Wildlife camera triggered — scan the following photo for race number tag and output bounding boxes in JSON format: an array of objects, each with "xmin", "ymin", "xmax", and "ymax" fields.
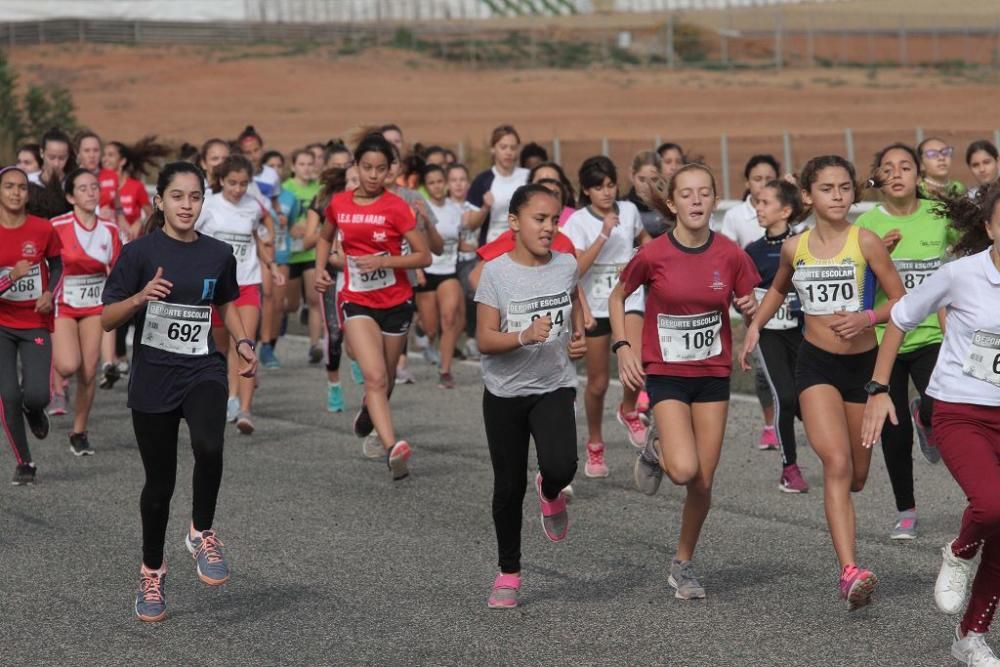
[
  {"xmin": 141, "ymin": 302, "xmax": 211, "ymax": 355},
  {"xmin": 791, "ymin": 264, "xmax": 860, "ymax": 315},
  {"xmin": 289, "ymin": 236, "xmax": 305, "ymax": 253},
  {"xmin": 63, "ymin": 274, "xmax": 106, "ymax": 309},
  {"xmin": 438, "ymin": 239, "xmax": 458, "ymax": 267},
  {"xmin": 894, "ymin": 258, "xmax": 941, "ymax": 290},
  {"xmin": 755, "ymin": 287, "xmax": 798, "ymax": 331},
  {"xmin": 217, "ymin": 231, "xmax": 253, "ymax": 263},
  {"xmin": 657, "ymin": 311, "xmax": 722, "ymax": 362},
  {"xmin": 348, "ymin": 252, "xmax": 396, "ymax": 293},
  {"xmin": 963, "ymin": 330, "xmax": 1000, "ymax": 387},
  {"xmin": 585, "ymin": 264, "xmax": 623, "ymax": 305},
  {"xmin": 506, "ymin": 291, "xmax": 571, "ymax": 343},
  {"xmin": 0, "ymin": 264, "xmax": 42, "ymax": 302}
]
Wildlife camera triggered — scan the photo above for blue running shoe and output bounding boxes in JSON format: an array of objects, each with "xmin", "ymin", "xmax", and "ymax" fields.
[
  {"xmin": 226, "ymin": 397, "xmax": 239, "ymax": 424},
  {"xmin": 185, "ymin": 529, "xmax": 230, "ymax": 586},
  {"xmin": 327, "ymin": 383, "xmax": 344, "ymax": 413},
  {"xmin": 259, "ymin": 343, "xmax": 281, "ymax": 369},
  {"xmin": 135, "ymin": 564, "xmax": 167, "ymax": 622},
  {"xmin": 350, "ymin": 360, "xmax": 364, "ymax": 386}
]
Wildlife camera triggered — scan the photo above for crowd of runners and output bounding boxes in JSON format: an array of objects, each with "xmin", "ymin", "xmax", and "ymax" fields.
[{"xmin": 4, "ymin": 122, "xmax": 1000, "ymax": 665}]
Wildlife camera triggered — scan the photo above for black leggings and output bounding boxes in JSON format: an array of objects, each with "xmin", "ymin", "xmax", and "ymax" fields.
[
  {"xmin": 882, "ymin": 342, "xmax": 938, "ymax": 512},
  {"xmin": 132, "ymin": 382, "xmax": 227, "ymax": 569},
  {"xmin": 0, "ymin": 326, "xmax": 50, "ymax": 465},
  {"xmin": 483, "ymin": 387, "xmax": 578, "ymax": 574},
  {"xmin": 756, "ymin": 327, "xmax": 802, "ymax": 466},
  {"xmin": 321, "ymin": 266, "xmax": 343, "ymax": 373},
  {"xmin": 457, "ymin": 258, "xmax": 477, "ymax": 339}
]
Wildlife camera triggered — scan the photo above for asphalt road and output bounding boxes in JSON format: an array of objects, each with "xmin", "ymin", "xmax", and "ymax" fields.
[{"xmin": 0, "ymin": 336, "xmax": 975, "ymax": 667}]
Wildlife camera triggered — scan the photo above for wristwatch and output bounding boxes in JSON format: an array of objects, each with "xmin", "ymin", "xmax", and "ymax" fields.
[
  {"xmin": 236, "ymin": 338, "xmax": 256, "ymax": 352},
  {"xmin": 611, "ymin": 340, "xmax": 631, "ymax": 353},
  {"xmin": 863, "ymin": 380, "xmax": 889, "ymax": 396}
]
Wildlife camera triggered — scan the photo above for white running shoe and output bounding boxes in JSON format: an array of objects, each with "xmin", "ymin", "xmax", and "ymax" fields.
[
  {"xmin": 936, "ymin": 540, "xmax": 976, "ymax": 615},
  {"xmin": 952, "ymin": 626, "xmax": 1000, "ymax": 666}
]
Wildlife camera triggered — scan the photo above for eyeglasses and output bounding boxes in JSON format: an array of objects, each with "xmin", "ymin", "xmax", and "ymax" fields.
[{"xmin": 923, "ymin": 146, "xmax": 954, "ymax": 159}]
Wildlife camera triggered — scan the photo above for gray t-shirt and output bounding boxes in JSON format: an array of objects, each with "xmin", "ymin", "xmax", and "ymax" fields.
[{"xmin": 475, "ymin": 251, "xmax": 579, "ymax": 398}]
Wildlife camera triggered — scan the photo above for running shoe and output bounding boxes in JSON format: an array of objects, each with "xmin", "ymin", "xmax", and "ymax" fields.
[
  {"xmin": 259, "ymin": 343, "xmax": 281, "ymax": 369},
  {"xmin": 185, "ymin": 529, "xmax": 230, "ymax": 585},
  {"xmin": 98, "ymin": 362, "xmax": 121, "ymax": 390},
  {"xmin": 487, "ymin": 573, "xmax": 521, "ymax": 609},
  {"xmin": 362, "ymin": 434, "xmax": 384, "ymax": 459},
  {"xmin": 353, "ymin": 400, "xmax": 375, "ymax": 438},
  {"xmin": 47, "ymin": 394, "xmax": 67, "ymax": 417},
  {"xmin": 636, "ymin": 389, "xmax": 650, "ymax": 414},
  {"xmin": 116, "ymin": 360, "xmax": 130, "ymax": 375},
  {"xmin": 951, "ymin": 625, "xmax": 1000, "ymax": 666},
  {"xmin": 308, "ymin": 344, "xmax": 323, "ymax": 365},
  {"xmin": 11, "ymin": 462, "xmax": 36, "ymax": 486},
  {"xmin": 935, "ymin": 539, "xmax": 975, "ymax": 615},
  {"xmin": 23, "ymin": 407, "xmax": 49, "ymax": 440},
  {"xmin": 839, "ymin": 564, "xmax": 878, "ymax": 611},
  {"xmin": 584, "ymin": 442, "xmax": 609, "ymax": 478},
  {"xmin": 669, "ymin": 559, "xmax": 706, "ymax": 600},
  {"xmin": 616, "ymin": 403, "xmax": 647, "ymax": 448},
  {"xmin": 464, "ymin": 338, "xmax": 481, "ymax": 360},
  {"xmin": 562, "ymin": 484, "xmax": 574, "ymax": 503},
  {"xmin": 387, "ymin": 440, "xmax": 412, "ymax": 481},
  {"xmin": 226, "ymin": 397, "xmax": 239, "ymax": 423},
  {"xmin": 327, "ymin": 384, "xmax": 344, "ymax": 413},
  {"xmin": 535, "ymin": 472, "xmax": 569, "ymax": 542},
  {"xmin": 634, "ymin": 428, "xmax": 663, "ymax": 496},
  {"xmin": 135, "ymin": 564, "xmax": 167, "ymax": 622},
  {"xmin": 779, "ymin": 463, "xmax": 808, "ymax": 493},
  {"xmin": 910, "ymin": 397, "xmax": 941, "ymax": 464},
  {"xmin": 758, "ymin": 426, "xmax": 779, "ymax": 451},
  {"xmin": 69, "ymin": 432, "xmax": 94, "ymax": 457},
  {"xmin": 422, "ymin": 344, "xmax": 441, "ymax": 367},
  {"xmin": 453, "ymin": 346, "xmax": 466, "ymax": 361},
  {"xmin": 236, "ymin": 411, "xmax": 254, "ymax": 435},
  {"xmin": 438, "ymin": 372, "xmax": 455, "ymax": 389},
  {"xmin": 350, "ymin": 360, "xmax": 365, "ymax": 386},
  {"xmin": 891, "ymin": 509, "xmax": 918, "ymax": 540},
  {"xmin": 299, "ymin": 306, "xmax": 309, "ymax": 326},
  {"xmin": 395, "ymin": 366, "xmax": 416, "ymax": 385}
]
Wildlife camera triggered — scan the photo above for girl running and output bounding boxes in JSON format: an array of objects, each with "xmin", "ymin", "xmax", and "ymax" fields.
[
  {"xmin": 418, "ymin": 164, "xmax": 465, "ymax": 388},
  {"xmin": 861, "ymin": 182, "xmax": 1000, "ymax": 666},
  {"xmin": 284, "ymin": 149, "xmax": 324, "ymax": 364},
  {"xmin": 27, "ymin": 129, "xmax": 75, "ymax": 220},
  {"xmin": 738, "ymin": 155, "xmax": 905, "ymax": 610},
  {"xmin": 102, "ymin": 161, "xmax": 257, "ymax": 623},
  {"xmin": 314, "ymin": 133, "xmax": 432, "ymax": 481},
  {"xmin": 468, "ymin": 125, "xmax": 530, "ymax": 245},
  {"xmin": 1, "ymin": 166, "xmax": 62, "ymax": 485},
  {"xmin": 656, "ymin": 142, "xmax": 686, "ymax": 182},
  {"xmin": 51, "ymin": 169, "xmax": 122, "ymax": 455},
  {"xmin": 16, "ymin": 144, "xmax": 42, "ymax": 183},
  {"xmin": 99, "ymin": 137, "xmax": 166, "ymax": 240},
  {"xmin": 74, "ymin": 130, "xmax": 102, "ymax": 175},
  {"xmin": 966, "ymin": 140, "xmax": 999, "ymax": 201},
  {"xmin": 199, "ymin": 139, "xmax": 231, "ymax": 190},
  {"xmin": 197, "ymin": 155, "xmax": 280, "ymax": 435},
  {"xmin": 448, "ymin": 163, "xmax": 483, "ymax": 361},
  {"xmin": 918, "ymin": 137, "xmax": 967, "ymax": 200},
  {"xmin": 856, "ymin": 142, "xmax": 955, "ymax": 540},
  {"xmin": 528, "ymin": 162, "xmax": 576, "ymax": 225},
  {"xmin": 610, "ymin": 163, "xmax": 759, "ymax": 600},
  {"xmin": 744, "ymin": 179, "xmax": 807, "ymax": 493},
  {"xmin": 475, "ymin": 183, "xmax": 586, "ymax": 609},
  {"xmin": 563, "ymin": 156, "xmax": 649, "ymax": 475}
]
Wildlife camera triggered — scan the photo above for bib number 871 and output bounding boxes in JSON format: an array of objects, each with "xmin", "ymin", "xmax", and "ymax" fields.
[{"xmin": 167, "ymin": 322, "xmax": 202, "ymax": 343}]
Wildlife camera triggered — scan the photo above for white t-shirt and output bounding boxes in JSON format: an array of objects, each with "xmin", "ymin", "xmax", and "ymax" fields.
[
  {"xmin": 563, "ymin": 200, "xmax": 644, "ymax": 318},
  {"xmin": 456, "ymin": 199, "xmax": 480, "ymax": 262},
  {"xmin": 426, "ymin": 198, "xmax": 462, "ymax": 275},
  {"xmin": 197, "ymin": 192, "xmax": 264, "ymax": 286},
  {"xmin": 485, "ymin": 167, "xmax": 530, "ymax": 244},
  {"xmin": 891, "ymin": 248, "xmax": 1000, "ymax": 406},
  {"xmin": 720, "ymin": 196, "xmax": 764, "ymax": 249}
]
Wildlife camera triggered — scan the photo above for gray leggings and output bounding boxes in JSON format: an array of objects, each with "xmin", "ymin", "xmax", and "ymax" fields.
[{"xmin": 0, "ymin": 326, "xmax": 51, "ymax": 465}]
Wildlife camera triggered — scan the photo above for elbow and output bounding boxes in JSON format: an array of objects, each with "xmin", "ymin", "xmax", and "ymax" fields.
[{"xmin": 417, "ymin": 252, "xmax": 433, "ymax": 269}]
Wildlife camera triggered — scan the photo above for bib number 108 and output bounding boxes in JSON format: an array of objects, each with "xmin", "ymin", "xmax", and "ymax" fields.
[{"xmin": 682, "ymin": 328, "xmax": 715, "ymax": 350}]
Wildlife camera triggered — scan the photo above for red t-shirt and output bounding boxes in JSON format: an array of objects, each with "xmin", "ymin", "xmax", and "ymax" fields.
[
  {"xmin": 476, "ymin": 228, "xmax": 576, "ymax": 262},
  {"xmin": 99, "ymin": 169, "xmax": 151, "ymax": 224},
  {"xmin": 325, "ymin": 190, "xmax": 417, "ymax": 309},
  {"xmin": 51, "ymin": 212, "xmax": 122, "ymax": 317},
  {"xmin": 620, "ymin": 231, "xmax": 760, "ymax": 378},
  {"xmin": 0, "ymin": 215, "xmax": 63, "ymax": 330}
]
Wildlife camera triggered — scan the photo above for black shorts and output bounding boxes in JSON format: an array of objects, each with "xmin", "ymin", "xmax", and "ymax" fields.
[
  {"xmin": 795, "ymin": 339, "xmax": 876, "ymax": 404},
  {"xmin": 342, "ymin": 300, "xmax": 415, "ymax": 336},
  {"xmin": 585, "ymin": 317, "xmax": 612, "ymax": 338},
  {"xmin": 646, "ymin": 375, "xmax": 731, "ymax": 407},
  {"xmin": 288, "ymin": 261, "xmax": 313, "ymax": 281},
  {"xmin": 414, "ymin": 272, "xmax": 458, "ymax": 293}
]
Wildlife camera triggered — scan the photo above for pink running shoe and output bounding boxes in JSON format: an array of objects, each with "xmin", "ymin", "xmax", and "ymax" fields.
[
  {"xmin": 584, "ymin": 442, "xmax": 609, "ymax": 478},
  {"xmin": 388, "ymin": 441, "xmax": 411, "ymax": 481},
  {"xmin": 636, "ymin": 390, "xmax": 650, "ymax": 414},
  {"xmin": 758, "ymin": 426, "xmax": 779, "ymax": 451},
  {"xmin": 779, "ymin": 463, "xmax": 809, "ymax": 493},
  {"xmin": 839, "ymin": 564, "xmax": 878, "ymax": 611},
  {"xmin": 535, "ymin": 473, "xmax": 569, "ymax": 542},
  {"xmin": 487, "ymin": 573, "xmax": 521, "ymax": 608},
  {"xmin": 616, "ymin": 404, "xmax": 647, "ymax": 448}
]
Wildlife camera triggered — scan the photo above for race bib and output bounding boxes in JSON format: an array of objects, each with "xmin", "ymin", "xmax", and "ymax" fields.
[
  {"xmin": 657, "ymin": 311, "xmax": 722, "ymax": 362},
  {"xmin": 506, "ymin": 291, "xmax": 571, "ymax": 343},
  {"xmin": 894, "ymin": 258, "xmax": 941, "ymax": 291},
  {"xmin": 289, "ymin": 237, "xmax": 305, "ymax": 253},
  {"xmin": 963, "ymin": 329, "xmax": 1000, "ymax": 387},
  {"xmin": 217, "ymin": 231, "xmax": 253, "ymax": 263},
  {"xmin": 64, "ymin": 273, "xmax": 106, "ymax": 309},
  {"xmin": 141, "ymin": 302, "xmax": 211, "ymax": 355},
  {"xmin": 585, "ymin": 263, "xmax": 623, "ymax": 305},
  {"xmin": 0, "ymin": 264, "xmax": 42, "ymax": 302},
  {"xmin": 791, "ymin": 264, "xmax": 860, "ymax": 315},
  {"xmin": 439, "ymin": 239, "xmax": 458, "ymax": 267},
  {"xmin": 348, "ymin": 252, "xmax": 396, "ymax": 293},
  {"xmin": 755, "ymin": 287, "xmax": 798, "ymax": 331}
]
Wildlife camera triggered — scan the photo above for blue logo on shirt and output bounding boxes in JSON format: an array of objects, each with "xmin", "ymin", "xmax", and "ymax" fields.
[{"xmin": 202, "ymin": 279, "xmax": 217, "ymax": 300}]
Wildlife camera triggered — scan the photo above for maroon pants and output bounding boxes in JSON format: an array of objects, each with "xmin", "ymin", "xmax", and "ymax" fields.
[{"xmin": 934, "ymin": 400, "xmax": 1000, "ymax": 635}]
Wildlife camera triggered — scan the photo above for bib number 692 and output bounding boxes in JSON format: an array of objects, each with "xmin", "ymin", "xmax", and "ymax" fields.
[{"xmin": 167, "ymin": 322, "xmax": 202, "ymax": 343}]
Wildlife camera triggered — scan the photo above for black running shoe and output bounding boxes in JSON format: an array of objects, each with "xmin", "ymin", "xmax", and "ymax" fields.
[
  {"xmin": 353, "ymin": 401, "xmax": 374, "ymax": 438},
  {"xmin": 99, "ymin": 362, "xmax": 121, "ymax": 390},
  {"xmin": 12, "ymin": 463, "xmax": 36, "ymax": 485},
  {"xmin": 69, "ymin": 432, "xmax": 94, "ymax": 457},
  {"xmin": 23, "ymin": 408, "xmax": 49, "ymax": 440}
]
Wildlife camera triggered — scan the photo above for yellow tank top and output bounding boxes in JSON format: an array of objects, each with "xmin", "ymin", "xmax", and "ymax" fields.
[{"xmin": 791, "ymin": 225, "xmax": 870, "ymax": 315}]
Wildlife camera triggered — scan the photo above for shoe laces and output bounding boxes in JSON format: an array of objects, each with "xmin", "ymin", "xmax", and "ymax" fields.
[
  {"xmin": 140, "ymin": 572, "xmax": 164, "ymax": 603},
  {"xmin": 586, "ymin": 444, "xmax": 604, "ymax": 465},
  {"xmin": 675, "ymin": 561, "xmax": 700, "ymax": 586},
  {"xmin": 963, "ymin": 633, "xmax": 999, "ymax": 664},
  {"xmin": 622, "ymin": 409, "xmax": 644, "ymax": 435},
  {"xmin": 193, "ymin": 531, "xmax": 225, "ymax": 565},
  {"xmin": 945, "ymin": 555, "xmax": 973, "ymax": 592}
]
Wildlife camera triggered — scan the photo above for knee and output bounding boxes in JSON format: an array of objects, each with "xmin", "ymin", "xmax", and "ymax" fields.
[
  {"xmin": 664, "ymin": 460, "xmax": 698, "ymax": 486},
  {"xmin": 543, "ymin": 459, "xmax": 577, "ymax": 490},
  {"xmin": 365, "ymin": 372, "xmax": 389, "ymax": 393},
  {"xmin": 441, "ymin": 311, "xmax": 458, "ymax": 332},
  {"xmin": 22, "ymin": 385, "xmax": 48, "ymax": 412},
  {"xmin": 422, "ymin": 318, "xmax": 440, "ymax": 338},
  {"xmin": 493, "ymin": 476, "xmax": 528, "ymax": 506},
  {"xmin": 585, "ymin": 372, "xmax": 609, "ymax": 397},
  {"xmin": 824, "ymin": 456, "xmax": 853, "ymax": 483},
  {"xmin": 78, "ymin": 366, "xmax": 98, "ymax": 386},
  {"xmin": 192, "ymin": 436, "xmax": 224, "ymax": 464}
]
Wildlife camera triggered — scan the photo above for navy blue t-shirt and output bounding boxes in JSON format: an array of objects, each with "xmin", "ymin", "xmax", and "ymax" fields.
[
  {"xmin": 103, "ymin": 228, "xmax": 240, "ymax": 413},
  {"xmin": 744, "ymin": 229, "xmax": 802, "ymax": 325}
]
